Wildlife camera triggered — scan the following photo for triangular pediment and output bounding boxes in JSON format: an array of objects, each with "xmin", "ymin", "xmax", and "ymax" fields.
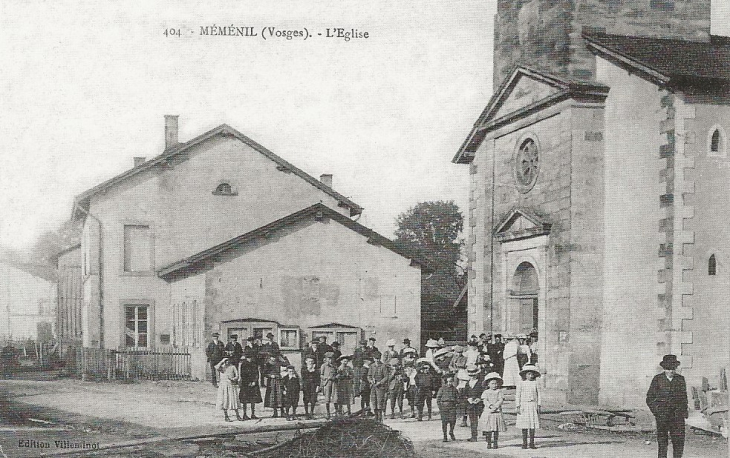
[
  {"xmin": 494, "ymin": 207, "xmax": 551, "ymax": 242},
  {"xmin": 490, "ymin": 71, "xmax": 563, "ymax": 121}
]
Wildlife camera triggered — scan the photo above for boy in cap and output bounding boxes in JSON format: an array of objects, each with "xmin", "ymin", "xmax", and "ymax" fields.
[
  {"xmin": 335, "ymin": 355, "xmax": 354, "ymax": 416},
  {"xmin": 301, "ymin": 356, "xmax": 320, "ymax": 419},
  {"xmin": 464, "ymin": 365, "xmax": 484, "ymax": 441},
  {"xmin": 368, "ymin": 351, "xmax": 389, "ymax": 422},
  {"xmin": 386, "ymin": 358, "xmax": 406, "ymax": 419},
  {"xmin": 415, "ymin": 360, "xmax": 435, "ymax": 421},
  {"xmin": 281, "ymin": 365, "xmax": 301, "ymax": 420},
  {"xmin": 646, "ymin": 355, "xmax": 687, "ymax": 458},
  {"xmin": 206, "ymin": 332, "xmax": 225, "ymax": 387},
  {"xmin": 436, "ymin": 373, "xmax": 459, "ymax": 442},
  {"xmin": 320, "ymin": 351, "xmax": 336, "ymax": 419}
]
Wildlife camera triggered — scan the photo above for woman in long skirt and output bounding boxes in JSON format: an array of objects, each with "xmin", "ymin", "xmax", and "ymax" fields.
[
  {"xmin": 238, "ymin": 352, "xmax": 262, "ymax": 419},
  {"xmin": 215, "ymin": 358, "xmax": 242, "ymax": 421},
  {"xmin": 263, "ymin": 355, "xmax": 285, "ymax": 417},
  {"xmin": 501, "ymin": 335, "xmax": 520, "ymax": 388}
]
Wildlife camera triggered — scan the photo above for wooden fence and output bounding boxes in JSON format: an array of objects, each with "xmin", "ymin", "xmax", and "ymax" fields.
[{"xmin": 66, "ymin": 347, "xmax": 192, "ymax": 381}]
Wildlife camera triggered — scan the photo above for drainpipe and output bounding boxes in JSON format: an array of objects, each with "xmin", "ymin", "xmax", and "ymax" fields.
[
  {"xmin": 74, "ymin": 204, "xmax": 104, "ymax": 349},
  {"xmin": 489, "ymin": 138, "xmax": 496, "ymax": 335}
]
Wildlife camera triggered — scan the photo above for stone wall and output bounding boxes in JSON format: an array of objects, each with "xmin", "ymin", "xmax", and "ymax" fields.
[{"xmin": 493, "ymin": 0, "xmax": 711, "ymax": 89}]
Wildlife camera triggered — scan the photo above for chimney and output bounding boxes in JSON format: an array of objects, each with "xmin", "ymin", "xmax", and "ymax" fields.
[
  {"xmin": 320, "ymin": 174, "xmax": 333, "ymax": 188},
  {"xmin": 133, "ymin": 157, "xmax": 146, "ymax": 167},
  {"xmin": 164, "ymin": 115, "xmax": 179, "ymax": 149}
]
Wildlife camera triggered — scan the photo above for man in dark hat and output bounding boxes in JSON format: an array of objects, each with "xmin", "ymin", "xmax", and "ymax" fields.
[
  {"xmin": 315, "ymin": 336, "xmax": 333, "ymax": 368},
  {"xmin": 365, "ymin": 337, "xmax": 379, "ymax": 360},
  {"xmin": 225, "ymin": 334, "xmax": 243, "ymax": 366},
  {"xmin": 331, "ymin": 341, "xmax": 342, "ymax": 361},
  {"xmin": 646, "ymin": 354, "xmax": 688, "ymax": 458},
  {"xmin": 353, "ymin": 339, "xmax": 368, "ymax": 395},
  {"xmin": 205, "ymin": 332, "xmax": 225, "ymax": 387},
  {"xmin": 487, "ymin": 334, "xmax": 504, "ymax": 376},
  {"xmin": 400, "ymin": 338, "xmax": 418, "ymax": 359}
]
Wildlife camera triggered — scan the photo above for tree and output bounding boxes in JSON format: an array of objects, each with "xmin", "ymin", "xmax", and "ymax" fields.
[
  {"xmin": 29, "ymin": 219, "xmax": 82, "ymax": 266},
  {"xmin": 394, "ymin": 201, "xmax": 465, "ymax": 300}
]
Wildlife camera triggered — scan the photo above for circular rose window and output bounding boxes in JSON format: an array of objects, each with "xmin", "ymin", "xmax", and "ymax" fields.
[{"xmin": 514, "ymin": 138, "xmax": 539, "ymax": 193}]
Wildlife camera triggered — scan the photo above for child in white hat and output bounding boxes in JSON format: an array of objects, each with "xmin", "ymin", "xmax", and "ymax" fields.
[
  {"xmin": 515, "ymin": 365, "xmax": 542, "ymax": 449},
  {"xmin": 479, "ymin": 372, "xmax": 507, "ymax": 449}
]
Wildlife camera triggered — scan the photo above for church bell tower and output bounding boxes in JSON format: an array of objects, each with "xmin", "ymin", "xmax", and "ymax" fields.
[{"xmin": 493, "ymin": 0, "xmax": 713, "ymax": 89}]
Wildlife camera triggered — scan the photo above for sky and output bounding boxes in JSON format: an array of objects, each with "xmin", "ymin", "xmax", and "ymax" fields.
[{"xmin": 0, "ymin": 1, "xmax": 728, "ymax": 253}]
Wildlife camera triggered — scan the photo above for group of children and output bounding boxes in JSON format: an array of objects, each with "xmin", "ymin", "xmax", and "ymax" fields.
[{"xmin": 435, "ymin": 363, "xmax": 542, "ymax": 450}]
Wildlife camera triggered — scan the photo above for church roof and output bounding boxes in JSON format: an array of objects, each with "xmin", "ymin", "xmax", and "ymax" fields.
[
  {"xmin": 157, "ymin": 203, "xmax": 432, "ymax": 279},
  {"xmin": 453, "ymin": 66, "xmax": 609, "ymax": 164},
  {"xmin": 72, "ymin": 123, "xmax": 363, "ymax": 218},
  {"xmin": 583, "ymin": 32, "xmax": 730, "ymax": 85}
]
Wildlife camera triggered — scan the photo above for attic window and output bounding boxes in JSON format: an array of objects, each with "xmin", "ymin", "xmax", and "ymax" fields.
[
  {"xmin": 708, "ymin": 126, "xmax": 727, "ymax": 158},
  {"xmin": 213, "ymin": 182, "xmax": 237, "ymax": 196}
]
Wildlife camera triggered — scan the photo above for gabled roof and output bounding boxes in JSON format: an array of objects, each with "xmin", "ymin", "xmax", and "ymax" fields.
[
  {"xmin": 494, "ymin": 207, "xmax": 552, "ymax": 242},
  {"xmin": 453, "ymin": 66, "xmax": 609, "ymax": 164},
  {"xmin": 0, "ymin": 260, "xmax": 57, "ymax": 282},
  {"xmin": 157, "ymin": 203, "xmax": 432, "ymax": 279},
  {"xmin": 584, "ymin": 32, "xmax": 730, "ymax": 86},
  {"xmin": 310, "ymin": 323, "xmax": 360, "ymax": 329},
  {"xmin": 72, "ymin": 123, "xmax": 362, "ymax": 218}
]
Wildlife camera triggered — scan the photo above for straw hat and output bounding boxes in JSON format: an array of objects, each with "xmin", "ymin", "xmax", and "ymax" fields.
[
  {"xmin": 388, "ymin": 358, "xmax": 400, "ymax": 367},
  {"xmin": 416, "ymin": 357, "xmax": 431, "ymax": 366},
  {"xmin": 324, "ymin": 351, "xmax": 335, "ymax": 358},
  {"xmin": 452, "ymin": 345, "xmax": 464, "ymax": 353},
  {"xmin": 337, "ymin": 354, "xmax": 351, "ymax": 362},
  {"xmin": 402, "ymin": 347, "xmax": 417, "ymax": 356},
  {"xmin": 386, "ymin": 339, "xmax": 396, "ymax": 347},
  {"xmin": 516, "ymin": 333, "xmax": 528, "ymax": 340},
  {"xmin": 519, "ymin": 364, "xmax": 541, "ymax": 377},
  {"xmin": 457, "ymin": 371, "xmax": 471, "ymax": 381},
  {"xmin": 433, "ymin": 347, "xmax": 451, "ymax": 358},
  {"xmin": 466, "ymin": 365, "xmax": 480, "ymax": 375},
  {"xmin": 484, "ymin": 372, "xmax": 503, "ymax": 384},
  {"xmin": 425, "ymin": 339, "xmax": 440, "ymax": 348}
]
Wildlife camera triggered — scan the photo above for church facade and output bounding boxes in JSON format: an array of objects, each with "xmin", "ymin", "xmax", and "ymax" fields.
[{"xmin": 454, "ymin": 0, "xmax": 730, "ymax": 406}]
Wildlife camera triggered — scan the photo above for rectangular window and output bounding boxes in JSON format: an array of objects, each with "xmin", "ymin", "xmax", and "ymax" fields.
[
  {"xmin": 125, "ymin": 304, "xmax": 149, "ymax": 348},
  {"xmin": 380, "ymin": 295, "xmax": 397, "ymax": 317},
  {"xmin": 279, "ymin": 328, "xmax": 300, "ymax": 350},
  {"xmin": 123, "ymin": 225, "xmax": 152, "ymax": 272}
]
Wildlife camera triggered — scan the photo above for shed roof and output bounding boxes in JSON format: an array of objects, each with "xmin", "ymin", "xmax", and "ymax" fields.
[
  {"xmin": 157, "ymin": 203, "xmax": 432, "ymax": 279},
  {"xmin": 583, "ymin": 32, "xmax": 730, "ymax": 85}
]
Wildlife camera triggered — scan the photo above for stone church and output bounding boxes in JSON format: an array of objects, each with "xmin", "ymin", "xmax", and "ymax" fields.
[{"xmin": 453, "ymin": 0, "xmax": 730, "ymax": 407}]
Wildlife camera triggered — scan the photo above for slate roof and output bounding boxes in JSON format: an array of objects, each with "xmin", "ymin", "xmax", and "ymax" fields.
[
  {"xmin": 583, "ymin": 32, "xmax": 730, "ymax": 84},
  {"xmin": 0, "ymin": 260, "xmax": 57, "ymax": 282},
  {"xmin": 72, "ymin": 124, "xmax": 363, "ymax": 218},
  {"xmin": 157, "ymin": 203, "xmax": 432, "ymax": 279}
]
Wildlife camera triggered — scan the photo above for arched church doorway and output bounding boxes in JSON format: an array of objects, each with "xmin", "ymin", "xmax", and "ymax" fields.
[{"xmin": 510, "ymin": 261, "xmax": 539, "ymax": 336}]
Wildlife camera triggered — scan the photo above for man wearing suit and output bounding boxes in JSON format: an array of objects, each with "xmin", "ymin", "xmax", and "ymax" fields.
[
  {"xmin": 205, "ymin": 333, "xmax": 225, "ymax": 387},
  {"xmin": 646, "ymin": 354, "xmax": 688, "ymax": 458}
]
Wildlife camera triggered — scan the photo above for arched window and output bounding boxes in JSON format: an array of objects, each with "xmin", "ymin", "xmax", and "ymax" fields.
[
  {"xmin": 708, "ymin": 254, "xmax": 717, "ymax": 276},
  {"xmin": 707, "ymin": 126, "xmax": 727, "ymax": 158},
  {"xmin": 212, "ymin": 182, "xmax": 237, "ymax": 196}
]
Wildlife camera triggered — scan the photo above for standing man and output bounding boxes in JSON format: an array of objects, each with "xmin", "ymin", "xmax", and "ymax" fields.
[
  {"xmin": 225, "ymin": 334, "xmax": 243, "ymax": 367},
  {"xmin": 316, "ymin": 336, "xmax": 333, "ymax": 368},
  {"xmin": 365, "ymin": 337, "xmax": 380, "ymax": 360},
  {"xmin": 205, "ymin": 332, "xmax": 225, "ymax": 387},
  {"xmin": 368, "ymin": 351, "xmax": 389, "ymax": 423},
  {"xmin": 646, "ymin": 354, "xmax": 688, "ymax": 458},
  {"xmin": 330, "ymin": 341, "xmax": 342, "ymax": 361},
  {"xmin": 400, "ymin": 338, "xmax": 418, "ymax": 359},
  {"xmin": 382, "ymin": 339, "xmax": 399, "ymax": 363},
  {"xmin": 353, "ymin": 339, "xmax": 368, "ymax": 395},
  {"xmin": 487, "ymin": 334, "xmax": 504, "ymax": 377}
]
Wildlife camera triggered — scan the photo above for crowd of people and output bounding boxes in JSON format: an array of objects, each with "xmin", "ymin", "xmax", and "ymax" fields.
[{"xmin": 204, "ymin": 331, "xmax": 543, "ymax": 450}]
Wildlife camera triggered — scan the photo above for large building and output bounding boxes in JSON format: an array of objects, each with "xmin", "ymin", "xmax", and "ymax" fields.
[
  {"xmin": 0, "ymin": 261, "xmax": 57, "ymax": 341},
  {"xmin": 454, "ymin": 0, "xmax": 730, "ymax": 406},
  {"xmin": 69, "ymin": 117, "xmax": 426, "ymax": 379}
]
